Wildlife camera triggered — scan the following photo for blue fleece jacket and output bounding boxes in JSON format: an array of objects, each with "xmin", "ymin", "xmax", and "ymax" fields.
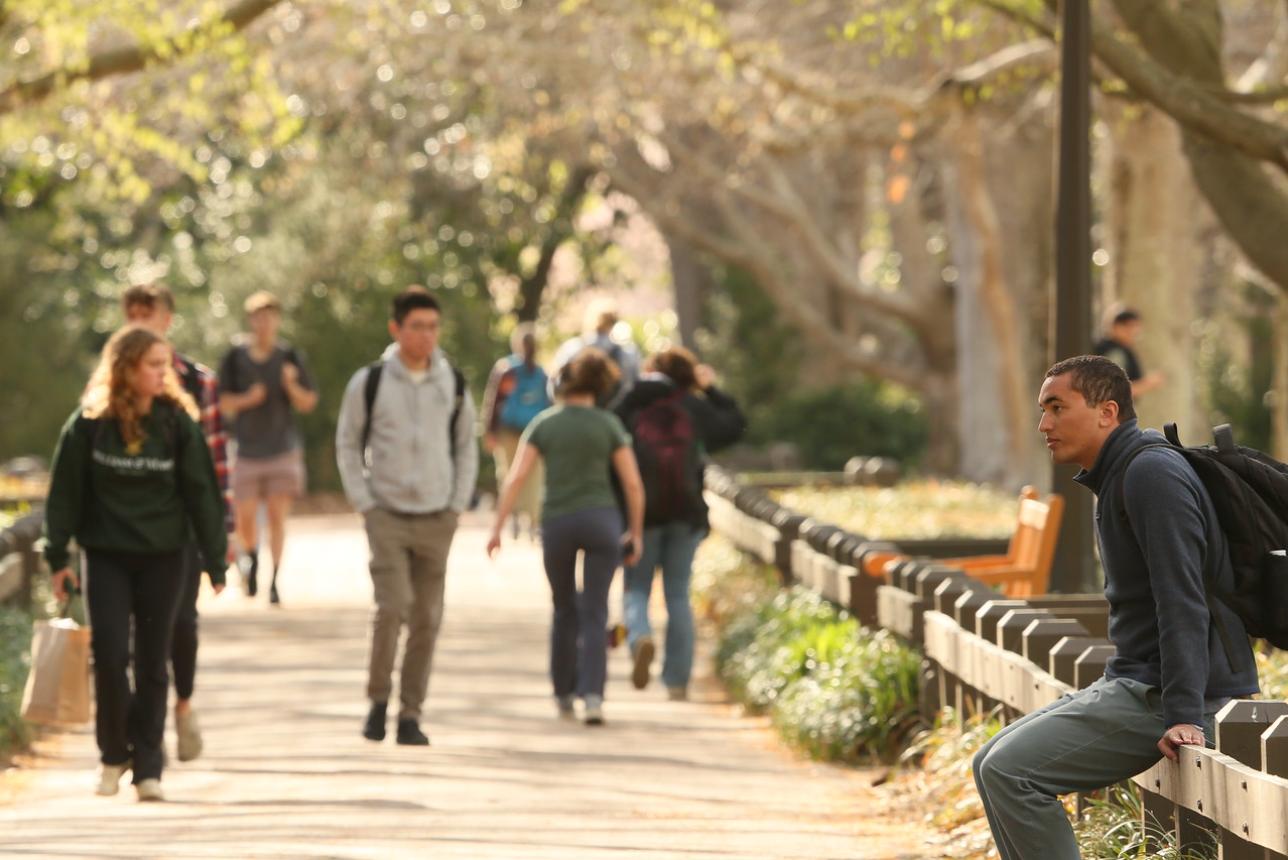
[{"xmin": 1074, "ymin": 419, "xmax": 1259, "ymax": 728}]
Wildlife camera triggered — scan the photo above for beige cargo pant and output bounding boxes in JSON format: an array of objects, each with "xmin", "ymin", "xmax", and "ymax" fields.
[{"xmin": 363, "ymin": 507, "xmax": 458, "ymax": 720}]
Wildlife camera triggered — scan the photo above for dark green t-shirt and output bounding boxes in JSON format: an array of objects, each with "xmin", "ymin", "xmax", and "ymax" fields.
[{"xmin": 521, "ymin": 404, "xmax": 631, "ymax": 522}]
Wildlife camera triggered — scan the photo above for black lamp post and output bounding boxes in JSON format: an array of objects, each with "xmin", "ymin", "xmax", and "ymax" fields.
[{"xmin": 1049, "ymin": 0, "xmax": 1096, "ymax": 593}]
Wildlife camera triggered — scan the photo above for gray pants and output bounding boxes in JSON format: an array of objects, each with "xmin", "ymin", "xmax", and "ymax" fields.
[
  {"xmin": 973, "ymin": 676, "xmax": 1219, "ymax": 860},
  {"xmin": 363, "ymin": 507, "xmax": 458, "ymax": 720}
]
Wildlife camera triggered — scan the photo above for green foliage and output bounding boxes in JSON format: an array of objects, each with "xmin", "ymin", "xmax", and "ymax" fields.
[
  {"xmin": 0, "ymin": 604, "xmax": 34, "ymax": 760},
  {"xmin": 697, "ymin": 263, "xmax": 805, "ymax": 425},
  {"xmin": 770, "ymin": 626, "xmax": 922, "ymax": 760},
  {"xmin": 1200, "ymin": 284, "xmax": 1275, "ymax": 454},
  {"xmin": 709, "ymin": 577, "xmax": 922, "ymax": 763},
  {"xmin": 698, "ymin": 264, "xmax": 928, "ymax": 469},
  {"xmin": 749, "ymin": 380, "xmax": 928, "ymax": 470},
  {"xmin": 1074, "ymin": 783, "xmax": 1215, "ymax": 860}
]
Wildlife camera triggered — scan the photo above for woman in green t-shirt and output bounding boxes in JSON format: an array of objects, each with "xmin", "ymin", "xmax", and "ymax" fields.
[
  {"xmin": 487, "ymin": 348, "xmax": 644, "ymax": 725},
  {"xmin": 45, "ymin": 325, "xmax": 227, "ymax": 802}
]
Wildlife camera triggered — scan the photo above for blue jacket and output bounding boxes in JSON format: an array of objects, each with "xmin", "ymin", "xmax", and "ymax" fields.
[{"xmin": 1075, "ymin": 419, "xmax": 1258, "ymax": 728}]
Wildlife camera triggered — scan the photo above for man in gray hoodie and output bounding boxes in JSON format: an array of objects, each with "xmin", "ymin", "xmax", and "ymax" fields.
[
  {"xmin": 972, "ymin": 355, "xmax": 1258, "ymax": 859},
  {"xmin": 336, "ymin": 286, "xmax": 479, "ymax": 746}
]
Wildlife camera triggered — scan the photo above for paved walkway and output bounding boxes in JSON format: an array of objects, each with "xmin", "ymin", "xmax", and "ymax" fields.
[{"xmin": 1, "ymin": 515, "xmax": 927, "ymax": 859}]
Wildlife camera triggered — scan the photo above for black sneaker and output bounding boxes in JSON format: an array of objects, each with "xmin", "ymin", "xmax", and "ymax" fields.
[
  {"xmin": 396, "ymin": 718, "xmax": 430, "ymax": 746},
  {"xmin": 362, "ymin": 701, "xmax": 387, "ymax": 742},
  {"xmin": 269, "ymin": 581, "xmax": 281, "ymax": 606},
  {"xmin": 243, "ymin": 552, "xmax": 259, "ymax": 598}
]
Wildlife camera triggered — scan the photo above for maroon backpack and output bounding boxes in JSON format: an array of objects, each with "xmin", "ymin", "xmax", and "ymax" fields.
[{"xmin": 632, "ymin": 391, "xmax": 703, "ymax": 526}]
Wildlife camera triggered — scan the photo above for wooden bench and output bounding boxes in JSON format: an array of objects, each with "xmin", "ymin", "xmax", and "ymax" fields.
[{"xmin": 862, "ymin": 486, "xmax": 1064, "ymax": 598}]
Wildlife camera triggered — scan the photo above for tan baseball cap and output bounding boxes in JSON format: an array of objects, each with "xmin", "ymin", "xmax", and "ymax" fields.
[{"xmin": 244, "ymin": 290, "xmax": 282, "ymax": 315}]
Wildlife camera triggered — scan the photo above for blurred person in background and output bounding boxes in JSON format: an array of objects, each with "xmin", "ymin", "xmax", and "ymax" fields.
[
  {"xmin": 551, "ymin": 299, "xmax": 640, "ymax": 409},
  {"xmin": 487, "ymin": 348, "xmax": 645, "ymax": 726},
  {"xmin": 482, "ymin": 324, "xmax": 551, "ymax": 539},
  {"xmin": 614, "ymin": 347, "xmax": 745, "ymax": 700},
  {"xmin": 122, "ymin": 283, "xmax": 233, "ymax": 763},
  {"xmin": 218, "ymin": 291, "xmax": 317, "ymax": 606}
]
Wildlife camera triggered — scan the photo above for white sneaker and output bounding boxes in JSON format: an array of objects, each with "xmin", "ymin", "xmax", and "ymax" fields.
[
  {"xmin": 96, "ymin": 761, "xmax": 130, "ymax": 796},
  {"xmin": 176, "ymin": 708, "xmax": 203, "ymax": 762},
  {"xmin": 583, "ymin": 695, "xmax": 605, "ymax": 726},
  {"xmin": 135, "ymin": 779, "xmax": 165, "ymax": 802}
]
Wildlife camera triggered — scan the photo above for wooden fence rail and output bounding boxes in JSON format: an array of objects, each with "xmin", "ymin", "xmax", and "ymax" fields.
[
  {"xmin": 0, "ymin": 510, "xmax": 44, "ymax": 611},
  {"xmin": 704, "ymin": 467, "xmax": 1288, "ymax": 858}
]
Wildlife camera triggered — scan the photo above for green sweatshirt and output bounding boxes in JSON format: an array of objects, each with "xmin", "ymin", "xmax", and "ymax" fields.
[{"xmin": 44, "ymin": 400, "xmax": 228, "ymax": 584}]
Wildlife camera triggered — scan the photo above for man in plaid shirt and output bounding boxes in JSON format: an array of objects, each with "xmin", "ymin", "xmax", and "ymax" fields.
[{"xmin": 123, "ymin": 283, "xmax": 234, "ymax": 764}]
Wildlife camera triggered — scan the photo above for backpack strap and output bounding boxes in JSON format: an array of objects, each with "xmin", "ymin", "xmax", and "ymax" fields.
[
  {"xmin": 1117, "ymin": 439, "xmax": 1240, "ymax": 672},
  {"xmin": 362, "ymin": 360, "xmax": 466, "ymax": 462},
  {"xmin": 361, "ymin": 361, "xmax": 384, "ymax": 456},
  {"xmin": 449, "ymin": 366, "xmax": 465, "ymax": 453}
]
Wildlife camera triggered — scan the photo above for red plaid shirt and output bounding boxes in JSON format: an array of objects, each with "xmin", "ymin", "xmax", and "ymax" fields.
[{"xmin": 176, "ymin": 354, "xmax": 234, "ymax": 534}]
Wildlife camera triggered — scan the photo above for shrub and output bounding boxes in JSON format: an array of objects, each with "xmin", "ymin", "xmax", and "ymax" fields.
[
  {"xmin": 0, "ymin": 604, "xmax": 33, "ymax": 760},
  {"xmin": 705, "ymin": 569, "xmax": 922, "ymax": 763},
  {"xmin": 747, "ymin": 381, "xmax": 927, "ymax": 471}
]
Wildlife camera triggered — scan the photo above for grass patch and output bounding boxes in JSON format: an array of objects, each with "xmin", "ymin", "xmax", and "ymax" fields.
[
  {"xmin": 893, "ymin": 710, "xmax": 1216, "ymax": 860},
  {"xmin": 1074, "ymin": 783, "xmax": 1215, "ymax": 860},
  {"xmin": 0, "ymin": 603, "xmax": 33, "ymax": 760},
  {"xmin": 696, "ymin": 539, "xmax": 921, "ymax": 763},
  {"xmin": 772, "ymin": 481, "xmax": 1017, "ymax": 540}
]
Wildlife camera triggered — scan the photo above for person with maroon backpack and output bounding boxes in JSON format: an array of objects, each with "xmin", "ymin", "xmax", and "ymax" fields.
[{"xmin": 614, "ymin": 347, "xmax": 745, "ymax": 699}]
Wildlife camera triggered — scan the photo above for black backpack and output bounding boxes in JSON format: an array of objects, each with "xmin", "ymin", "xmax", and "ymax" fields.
[
  {"xmin": 631, "ymin": 390, "xmax": 704, "ymax": 526},
  {"xmin": 360, "ymin": 360, "xmax": 466, "ymax": 461},
  {"xmin": 1120, "ymin": 423, "xmax": 1288, "ymax": 657}
]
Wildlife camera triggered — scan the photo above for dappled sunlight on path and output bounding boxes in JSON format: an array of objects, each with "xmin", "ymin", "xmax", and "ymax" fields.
[{"xmin": 1, "ymin": 514, "xmax": 928, "ymax": 858}]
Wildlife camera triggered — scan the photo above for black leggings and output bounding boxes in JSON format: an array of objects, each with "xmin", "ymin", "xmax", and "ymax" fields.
[
  {"xmin": 170, "ymin": 543, "xmax": 202, "ymax": 701},
  {"xmin": 85, "ymin": 549, "xmax": 185, "ymax": 783}
]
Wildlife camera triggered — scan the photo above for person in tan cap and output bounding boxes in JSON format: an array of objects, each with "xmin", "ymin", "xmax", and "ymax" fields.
[{"xmin": 217, "ymin": 291, "xmax": 318, "ymax": 605}]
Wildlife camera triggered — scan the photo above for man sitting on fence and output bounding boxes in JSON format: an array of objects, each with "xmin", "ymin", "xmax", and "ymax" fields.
[{"xmin": 972, "ymin": 355, "xmax": 1259, "ymax": 860}]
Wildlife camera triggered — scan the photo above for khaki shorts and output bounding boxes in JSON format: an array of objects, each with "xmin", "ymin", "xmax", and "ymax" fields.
[{"xmin": 232, "ymin": 449, "xmax": 306, "ymax": 501}]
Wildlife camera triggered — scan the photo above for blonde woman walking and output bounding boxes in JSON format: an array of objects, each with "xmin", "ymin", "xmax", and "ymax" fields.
[{"xmin": 44, "ymin": 325, "xmax": 227, "ymax": 802}]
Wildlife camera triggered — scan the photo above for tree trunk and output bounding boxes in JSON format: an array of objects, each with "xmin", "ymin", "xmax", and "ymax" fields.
[
  {"xmin": 516, "ymin": 165, "xmax": 594, "ymax": 322},
  {"xmin": 939, "ymin": 107, "xmax": 1051, "ymax": 489},
  {"xmin": 1103, "ymin": 107, "xmax": 1207, "ymax": 440},
  {"xmin": 921, "ymin": 369, "xmax": 961, "ymax": 476},
  {"xmin": 1274, "ymin": 292, "xmax": 1288, "ymax": 461},
  {"xmin": 665, "ymin": 232, "xmax": 707, "ymax": 348}
]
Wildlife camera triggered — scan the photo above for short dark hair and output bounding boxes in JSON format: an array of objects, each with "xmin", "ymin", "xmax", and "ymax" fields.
[
  {"xmin": 1045, "ymin": 355, "xmax": 1136, "ymax": 422},
  {"xmin": 392, "ymin": 285, "xmax": 441, "ymax": 325},
  {"xmin": 1111, "ymin": 308, "xmax": 1141, "ymax": 327},
  {"xmin": 121, "ymin": 283, "xmax": 175, "ymax": 313},
  {"xmin": 557, "ymin": 347, "xmax": 621, "ymax": 399}
]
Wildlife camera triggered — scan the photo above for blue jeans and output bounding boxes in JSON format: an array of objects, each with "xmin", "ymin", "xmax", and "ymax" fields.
[
  {"xmin": 541, "ymin": 507, "xmax": 622, "ymax": 699},
  {"xmin": 623, "ymin": 522, "xmax": 705, "ymax": 689}
]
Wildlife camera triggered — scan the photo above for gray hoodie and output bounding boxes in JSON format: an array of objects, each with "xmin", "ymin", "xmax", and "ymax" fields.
[{"xmin": 336, "ymin": 345, "xmax": 478, "ymax": 515}]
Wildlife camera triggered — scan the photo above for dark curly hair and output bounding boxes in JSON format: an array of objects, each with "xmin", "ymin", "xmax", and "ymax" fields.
[
  {"xmin": 645, "ymin": 346, "xmax": 698, "ymax": 391},
  {"xmin": 557, "ymin": 347, "xmax": 621, "ymax": 399}
]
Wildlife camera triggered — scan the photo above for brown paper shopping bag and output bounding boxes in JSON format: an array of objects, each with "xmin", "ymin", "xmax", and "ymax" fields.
[{"xmin": 20, "ymin": 616, "xmax": 92, "ymax": 726}]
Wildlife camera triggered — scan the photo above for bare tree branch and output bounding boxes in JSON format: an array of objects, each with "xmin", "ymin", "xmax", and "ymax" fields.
[
  {"xmin": 0, "ymin": 0, "xmax": 288, "ymax": 116},
  {"xmin": 974, "ymin": 0, "xmax": 1288, "ymax": 172}
]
